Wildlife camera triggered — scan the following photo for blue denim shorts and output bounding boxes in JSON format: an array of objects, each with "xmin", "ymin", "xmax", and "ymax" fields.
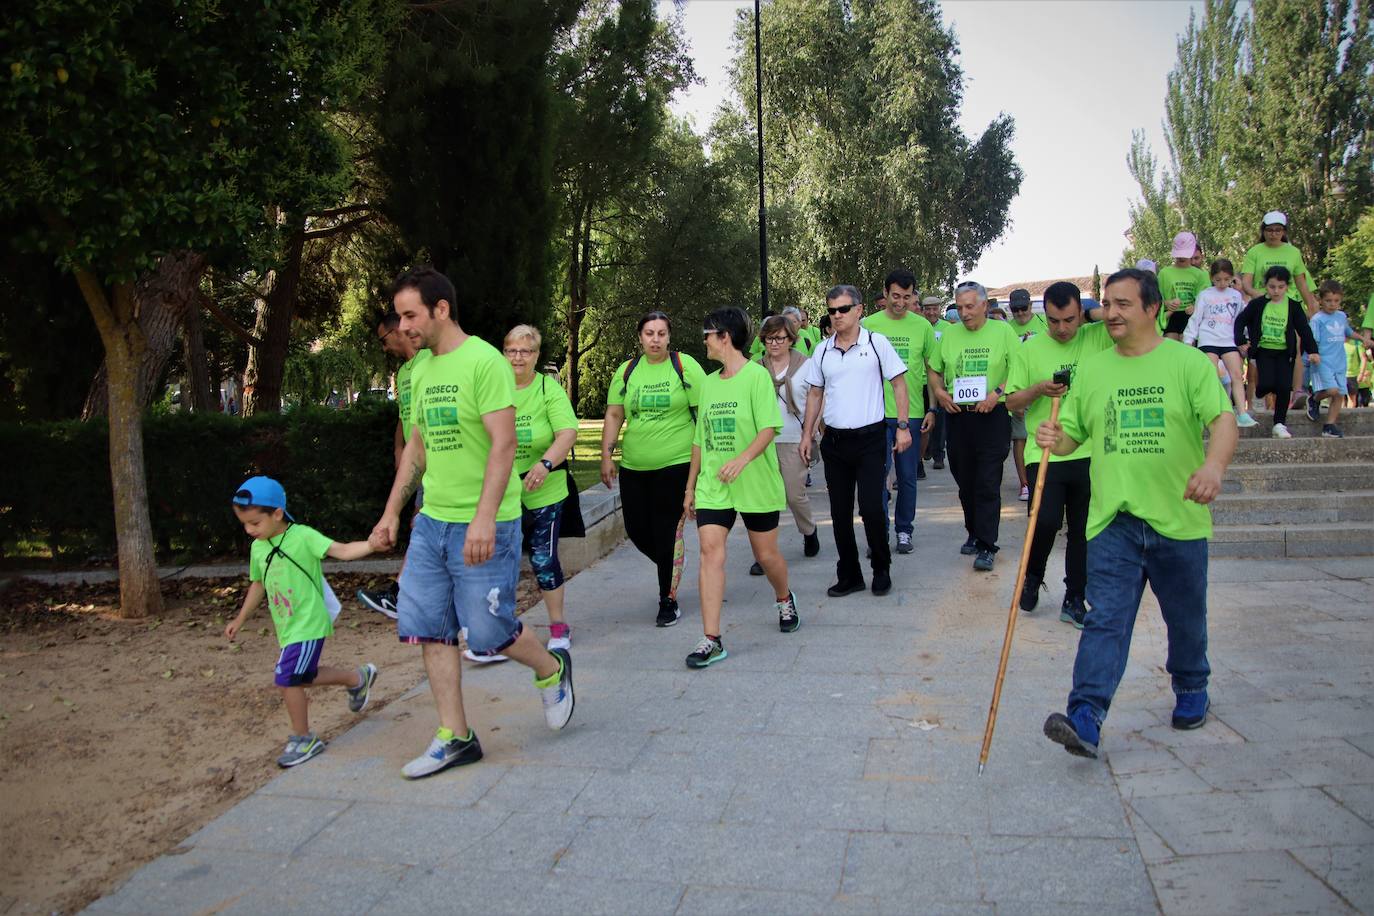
[{"xmin": 397, "ymin": 514, "xmax": 521, "ymax": 652}]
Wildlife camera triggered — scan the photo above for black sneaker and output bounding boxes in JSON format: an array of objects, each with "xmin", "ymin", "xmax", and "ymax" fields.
[
  {"xmin": 356, "ymin": 582, "xmax": 399, "ymax": 620},
  {"xmin": 803, "ymin": 531, "xmax": 821, "ymax": 557},
  {"xmin": 686, "ymin": 635, "xmax": 727, "ymax": 669},
  {"xmin": 749, "ymin": 561, "xmax": 765, "ymax": 576},
  {"xmin": 959, "ymin": 537, "xmax": 977, "ymax": 556},
  {"xmin": 895, "ymin": 532, "xmax": 913, "ymax": 554},
  {"xmin": 973, "ymin": 549, "xmax": 995, "ymax": 572},
  {"xmin": 776, "ymin": 592, "xmax": 800, "ymax": 632},
  {"xmin": 1322, "ymin": 424, "xmax": 1343, "ymax": 438},
  {"xmin": 1019, "ymin": 575, "xmax": 1042, "ymax": 612},
  {"xmin": 915, "ymin": 460, "xmax": 927, "ymax": 480},
  {"xmin": 1307, "ymin": 397, "xmax": 1321, "ymax": 422},
  {"xmin": 827, "ymin": 578, "xmax": 866, "ymax": 597},
  {"xmin": 932, "ymin": 457, "xmax": 945, "ymax": 470},
  {"xmin": 871, "ymin": 570, "xmax": 892, "ymax": 596},
  {"xmin": 656, "ymin": 597, "xmax": 681, "ymax": 627},
  {"xmin": 1060, "ymin": 593, "xmax": 1088, "ymax": 629}
]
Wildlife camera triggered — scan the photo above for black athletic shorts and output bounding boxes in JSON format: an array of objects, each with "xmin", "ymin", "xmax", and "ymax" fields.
[
  {"xmin": 1164, "ymin": 310, "xmax": 1191, "ymax": 335},
  {"xmin": 1199, "ymin": 345, "xmax": 1238, "ymax": 356},
  {"xmin": 695, "ymin": 508, "xmax": 780, "ymax": 533},
  {"xmin": 1253, "ymin": 348, "xmax": 1294, "ymax": 397}
]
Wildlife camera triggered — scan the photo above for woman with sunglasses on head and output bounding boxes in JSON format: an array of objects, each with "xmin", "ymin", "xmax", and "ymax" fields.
[
  {"xmin": 684, "ymin": 308, "xmax": 798, "ymax": 668},
  {"xmin": 602, "ymin": 311, "xmax": 707, "ymax": 627},
  {"xmin": 755, "ymin": 315, "xmax": 821, "ymax": 570}
]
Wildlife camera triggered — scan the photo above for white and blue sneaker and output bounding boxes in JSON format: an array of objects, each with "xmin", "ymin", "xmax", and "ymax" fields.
[
  {"xmin": 539, "ymin": 648, "xmax": 575, "ymax": 730},
  {"xmin": 401, "ymin": 729, "xmax": 483, "ymax": 779},
  {"xmin": 346, "ymin": 663, "xmax": 378, "ymax": 713}
]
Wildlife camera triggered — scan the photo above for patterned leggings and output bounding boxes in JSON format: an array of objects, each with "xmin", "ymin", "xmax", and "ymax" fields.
[{"xmin": 521, "ymin": 502, "xmax": 565, "ymax": 591}]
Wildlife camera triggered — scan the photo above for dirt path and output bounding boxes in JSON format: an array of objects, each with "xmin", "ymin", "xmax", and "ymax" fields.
[{"xmin": 0, "ymin": 572, "xmax": 541, "ymax": 914}]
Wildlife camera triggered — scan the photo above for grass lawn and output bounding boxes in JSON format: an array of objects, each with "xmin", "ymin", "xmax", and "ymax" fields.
[{"xmin": 569, "ymin": 419, "xmax": 608, "ymax": 491}]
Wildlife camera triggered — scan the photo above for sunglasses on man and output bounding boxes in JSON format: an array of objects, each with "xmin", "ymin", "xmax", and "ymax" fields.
[{"xmin": 826, "ymin": 303, "xmax": 857, "ymax": 316}]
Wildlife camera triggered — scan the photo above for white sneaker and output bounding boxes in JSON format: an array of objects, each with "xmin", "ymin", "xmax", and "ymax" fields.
[
  {"xmin": 1018, "ymin": 485, "xmax": 1030, "ymax": 502},
  {"xmin": 539, "ymin": 649, "xmax": 575, "ymax": 730},
  {"xmin": 1272, "ymin": 422, "xmax": 1293, "ymax": 439},
  {"xmin": 463, "ymin": 648, "xmax": 509, "ymax": 664},
  {"xmin": 547, "ymin": 635, "xmax": 571, "ymax": 652}
]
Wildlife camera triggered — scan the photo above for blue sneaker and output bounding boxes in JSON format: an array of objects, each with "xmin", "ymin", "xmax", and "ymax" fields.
[
  {"xmin": 1171, "ymin": 691, "xmax": 1209, "ymax": 730},
  {"xmin": 1306, "ymin": 397, "xmax": 1320, "ymax": 422},
  {"xmin": 1043, "ymin": 708, "xmax": 1100, "ymax": 759}
]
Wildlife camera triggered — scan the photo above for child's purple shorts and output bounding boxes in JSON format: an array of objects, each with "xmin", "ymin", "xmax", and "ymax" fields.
[{"xmin": 274, "ymin": 638, "xmax": 324, "ymax": 687}]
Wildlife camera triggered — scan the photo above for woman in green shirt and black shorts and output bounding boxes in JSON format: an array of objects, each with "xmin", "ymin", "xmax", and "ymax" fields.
[{"xmin": 601, "ymin": 311, "xmax": 707, "ymax": 628}]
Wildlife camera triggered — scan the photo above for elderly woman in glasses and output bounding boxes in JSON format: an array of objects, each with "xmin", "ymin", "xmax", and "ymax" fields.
[{"xmin": 753, "ymin": 315, "xmax": 820, "ymax": 570}]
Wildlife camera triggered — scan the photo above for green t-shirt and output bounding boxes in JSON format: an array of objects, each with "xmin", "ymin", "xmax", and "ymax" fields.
[
  {"xmin": 1006, "ymin": 322, "xmax": 1114, "ymax": 464},
  {"xmin": 396, "ymin": 349, "xmax": 431, "ymax": 442},
  {"xmin": 1157, "ymin": 266, "xmax": 1210, "ymax": 330},
  {"xmin": 861, "ymin": 310, "xmax": 935, "ymax": 418},
  {"xmin": 1059, "ymin": 340, "xmax": 1232, "ymax": 541},
  {"xmin": 693, "ymin": 361, "xmax": 785, "ymax": 513},
  {"xmin": 1364, "ymin": 293, "xmax": 1374, "ymax": 330},
  {"xmin": 1343, "ymin": 338, "xmax": 1359, "ymax": 378},
  {"xmin": 1258, "ymin": 300, "xmax": 1290, "ymax": 350},
  {"xmin": 606, "ymin": 353, "xmax": 706, "ymax": 471},
  {"xmin": 1241, "ymin": 242, "xmax": 1309, "ymax": 303},
  {"xmin": 800, "ymin": 326, "xmax": 822, "ymax": 353},
  {"xmin": 1010, "ymin": 312, "xmax": 1049, "ymax": 342},
  {"xmin": 514, "ymin": 376, "xmax": 578, "ymax": 510},
  {"xmin": 249, "ymin": 523, "xmax": 335, "ymax": 647},
  {"xmin": 411, "ymin": 336, "xmax": 522, "ymax": 524},
  {"xmin": 928, "ymin": 319, "xmax": 1020, "ymax": 405}
]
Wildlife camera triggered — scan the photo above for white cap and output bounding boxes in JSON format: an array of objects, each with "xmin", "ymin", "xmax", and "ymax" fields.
[
  {"xmin": 1135, "ymin": 258, "xmax": 1158, "ymax": 273},
  {"xmin": 1262, "ymin": 210, "xmax": 1288, "ymax": 227}
]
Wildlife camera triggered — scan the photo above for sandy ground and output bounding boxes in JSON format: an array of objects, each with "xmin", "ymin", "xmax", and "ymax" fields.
[{"xmin": 0, "ymin": 571, "xmax": 543, "ymax": 914}]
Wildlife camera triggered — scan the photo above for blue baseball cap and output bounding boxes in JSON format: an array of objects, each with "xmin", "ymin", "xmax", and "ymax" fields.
[{"xmin": 232, "ymin": 476, "xmax": 294, "ymax": 520}]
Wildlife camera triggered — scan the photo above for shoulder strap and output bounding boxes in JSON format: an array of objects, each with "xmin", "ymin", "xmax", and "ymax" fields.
[
  {"xmin": 262, "ymin": 524, "xmax": 325, "ymax": 599},
  {"xmin": 619, "ymin": 354, "xmax": 643, "ymax": 397},
  {"xmin": 670, "ymin": 351, "xmax": 696, "ymax": 422}
]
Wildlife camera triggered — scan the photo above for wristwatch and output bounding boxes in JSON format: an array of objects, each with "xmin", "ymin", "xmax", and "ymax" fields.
[
  {"xmin": 994, "ymin": 386, "xmax": 1005, "ymax": 397},
  {"xmin": 540, "ymin": 458, "xmax": 554, "ymax": 472},
  {"xmin": 896, "ymin": 421, "xmax": 910, "ymax": 430}
]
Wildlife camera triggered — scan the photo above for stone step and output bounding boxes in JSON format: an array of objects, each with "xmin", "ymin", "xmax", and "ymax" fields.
[
  {"xmin": 1210, "ymin": 521, "xmax": 1374, "ymax": 558},
  {"xmin": 1231, "ymin": 435, "xmax": 1374, "ymax": 464},
  {"xmin": 1222, "ymin": 462, "xmax": 1367, "ymax": 495},
  {"xmin": 1211, "ymin": 489, "xmax": 1374, "ymax": 526},
  {"xmin": 1237, "ymin": 406, "xmax": 1374, "ymax": 438}
]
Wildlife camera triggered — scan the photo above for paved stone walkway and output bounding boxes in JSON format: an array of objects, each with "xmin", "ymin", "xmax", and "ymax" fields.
[{"xmin": 89, "ymin": 460, "xmax": 1374, "ymax": 914}]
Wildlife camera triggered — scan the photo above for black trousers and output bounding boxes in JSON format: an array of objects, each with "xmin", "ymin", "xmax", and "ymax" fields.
[
  {"xmin": 925, "ymin": 405, "xmax": 946, "ymax": 462},
  {"xmin": 1025, "ymin": 457, "xmax": 1091, "ymax": 596},
  {"xmin": 821, "ymin": 422, "xmax": 890, "ymax": 580},
  {"xmin": 945, "ymin": 405, "xmax": 1011, "ymax": 551},
  {"xmin": 1254, "ymin": 349, "xmax": 1294, "ymax": 425},
  {"xmin": 618, "ymin": 462, "xmax": 690, "ymax": 599}
]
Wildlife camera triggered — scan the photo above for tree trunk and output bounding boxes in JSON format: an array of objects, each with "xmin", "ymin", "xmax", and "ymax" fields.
[
  {"xmin": 75, "ymin": 270, "xmax": 164, "ymax": 620},
  {"xmin": 182, "ymin": 301, "xmax": 215, "ymax": 411},
  {"xmin": 81, "ymin": 251, "xmax": 208, "ymax": 419},
  {"xmin": 242, "ymin": 226, "xmax": 305, "ymax": 416}
]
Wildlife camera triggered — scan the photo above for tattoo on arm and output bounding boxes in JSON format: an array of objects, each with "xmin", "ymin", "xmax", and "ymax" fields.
[{"xmin": 398, "ymin": 460, "xmax": 422, "ymax": 504}]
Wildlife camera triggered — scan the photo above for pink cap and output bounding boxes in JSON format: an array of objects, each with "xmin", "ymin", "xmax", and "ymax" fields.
[{"xmin": 1171, "ymin": 231, "xmax": 1199, "ymax": 258}]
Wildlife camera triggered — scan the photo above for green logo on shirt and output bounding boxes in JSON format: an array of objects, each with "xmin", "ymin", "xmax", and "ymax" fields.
[{"xmin": 426, "ymin": 405, "xmax": 459, "ymax": 427}]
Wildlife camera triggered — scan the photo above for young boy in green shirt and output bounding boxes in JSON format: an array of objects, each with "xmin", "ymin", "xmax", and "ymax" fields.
[{"xmin": 226, "ymin": 476, "xmax": 383, "ymax": 768}]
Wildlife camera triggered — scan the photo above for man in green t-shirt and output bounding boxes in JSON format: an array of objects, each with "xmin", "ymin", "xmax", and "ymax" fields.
[
  {"xmin": 358, "ymin": 311, "xmax": 431, "ymax": 620},
  {"xmin": 861, "ymin": 267, "xmax": 936, "ymax": 553},
  {"xmin": 372, "ymin": 267, "xmax": 575, "ymax": 779},
  {"xmin": 1035, "ymin": 268, "xmax": 1238, "ymax": 761},
  {"xmin": 1006, "ymin": 282, "xmax": 1112, "ymax": 627}
]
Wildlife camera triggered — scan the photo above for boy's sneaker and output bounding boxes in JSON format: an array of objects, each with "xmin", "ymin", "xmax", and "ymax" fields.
[
  {"xmin": 1043, "ymin": 709, "xmax": 1099, "ymax": 759},
  {"xmin": 1272, "ymin": 422, "xmax": 1293, "ymax": 439},
  {"xmin": 973, "ymin": 549, "xmax": 995, "ymax": 572},
  {"xmin": 1306, "ymin": 397, "xmax": 1321, "ymax": 422},
  {"xmin": 1059, "ymin": 594, "xmax": 1088, "ymax": 629},
  {"xmin": 1322, "ymin": 424, "xmax": 1344, "ymax": 438},
  {"xmin": 960, "ymin": 536, "xmax": 978, "ymax": 556},
  {"xmin": 1235, "ymin": 412, "xmax": 1258, "ymax": 428},
  {"xmin": 463, "ymin": 648, "xmax": 508, "ymax": 664},
  {"xmin": 1019, "ymin": 574, "xmax": 1042, "ymax": 612},
  {"xmin": 402, "ymin": 728, "xmax": 483, "ymax": 778},
  {"xmin": 1171, "ymin": 691, "xmax": 1210, "ymax": 730},
  {"xmin": 656, "ymin": 597, "xmax": 681, "ymax": 627},
  {"xmin": 277, "ymin": 733, "xmax": 325, "ymax": 768},
  {"xmin": 347, "ymin": 663, "xmax": 378, "ymax": 713},
  {"xmin": 686, "ymin": 635, "xmax": 727, "ymax": 669},
  {"xmin": 777, "ymin": 591, "xmax": 800, "ymax": 632},
  {"xmin": 539, "ymin": 648, "xmax": 575, "ymax": 730},
  {"xmin": 356, "ymin": 583, "xmax": 399, "ymax": 619},
  {"xmin": 896, "ymin": 532, "xmax": 913, "ymax": 554},
  {"xmin": 548, "ymin": 623, "xmax": 572, "ymax": 652}
]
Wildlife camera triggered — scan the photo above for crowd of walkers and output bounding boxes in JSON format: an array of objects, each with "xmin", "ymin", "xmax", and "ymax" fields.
[{"xmin": 228, "ymin": 212, "xmax": 1371, "ymax": 773}]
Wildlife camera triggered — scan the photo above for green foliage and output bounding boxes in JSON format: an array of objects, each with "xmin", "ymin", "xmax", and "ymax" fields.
[
  {"xmin": 716, "ymin": 0, "xmax": 1023, "ymax": 299},
  {"xmin": 375, "ymin": 0, "xmax": 580, "ymax": 344},
  {"xmin": 0, "ymin": 402, "xmax": 399, "ymax": 560},
  {"xmin": 1125, "ymin": 0, "xmax": 1373, "ymax": 274},
  {"xmin": 1329, "ymin": 207, "xmax": 1374, "ymax": 323}
]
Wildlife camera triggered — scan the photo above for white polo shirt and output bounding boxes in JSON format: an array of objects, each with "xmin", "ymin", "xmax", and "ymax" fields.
[{"xmin": 803, "ymin": 329, "xmax": 906, "ymax": 429}]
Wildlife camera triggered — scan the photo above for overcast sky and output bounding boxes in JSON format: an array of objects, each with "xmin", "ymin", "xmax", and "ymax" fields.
[{"xmin": 660, "ymin": 0, "xmax": 1203, "ymax": 289}]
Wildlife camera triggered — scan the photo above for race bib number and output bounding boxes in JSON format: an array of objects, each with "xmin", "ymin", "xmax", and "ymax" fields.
[{"xmin": 953, "ymin": 375, "xmax": 988, "ymax": 404}]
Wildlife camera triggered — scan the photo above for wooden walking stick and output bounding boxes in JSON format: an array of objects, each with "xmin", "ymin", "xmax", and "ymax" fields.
[{"xmin": 978, "ymin": 396, "xmax": 1061, "ymax": 774}]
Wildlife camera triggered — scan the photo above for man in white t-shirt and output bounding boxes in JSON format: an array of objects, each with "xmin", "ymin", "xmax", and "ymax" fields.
[{"xmin": 800, "ymin": 285, "xmax": 910, "ymax": 598}]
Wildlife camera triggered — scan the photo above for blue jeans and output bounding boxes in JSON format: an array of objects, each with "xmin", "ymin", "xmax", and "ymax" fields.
[
  {"xmin": 1068, "ymin": 512, "xmax": 1210, "ymax": 726},
  {"xmin": 883, "ymin": 418, "xmax": 918, "ymax": 536},
  {"xmin": 397, "ymin": 514, "xmax": 522, "ymax": 651}
]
